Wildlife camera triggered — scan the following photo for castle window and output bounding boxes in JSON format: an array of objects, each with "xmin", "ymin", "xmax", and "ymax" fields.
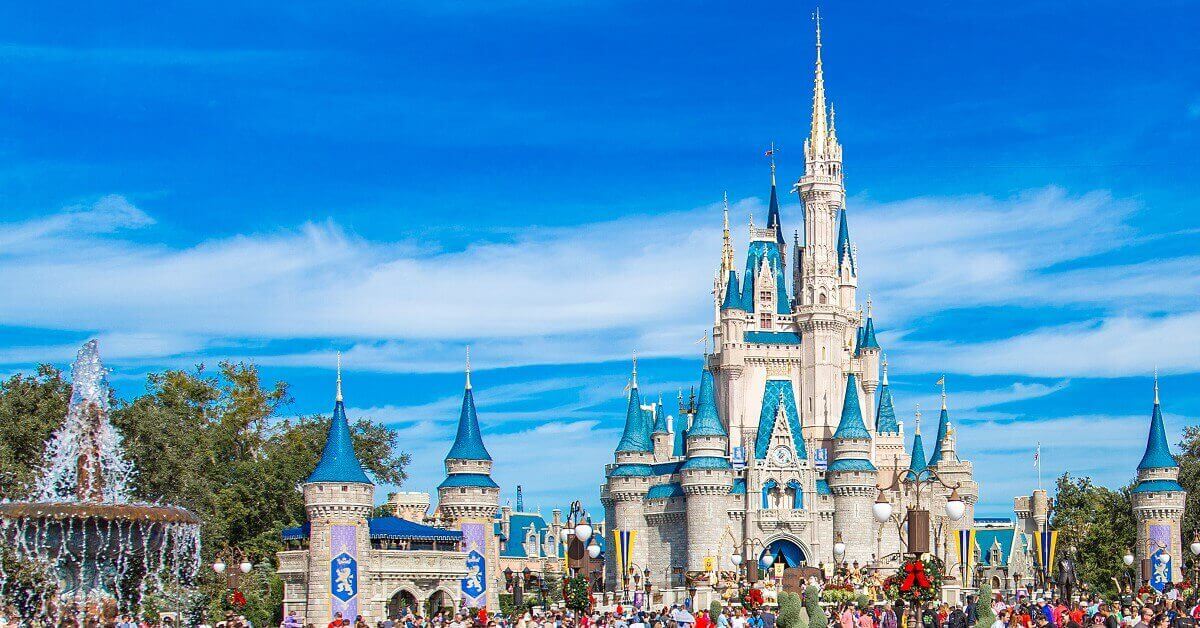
[
  {"xmin": 759, "ymin": 313, "xmax": 773, "ymax": 329},
  {"xmin": 819, "ymin": 293, "xmax": 827, "ymax": 305}
]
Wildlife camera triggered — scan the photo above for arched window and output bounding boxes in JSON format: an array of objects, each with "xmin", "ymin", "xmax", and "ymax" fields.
[
  {"xmin": 786, "ymin": 480, "xmax": 803, "ymax": 509},
  {"xmin": 762, "ymin": 479, "xmax": 778, "ymax": 510},
  {"xmin": 819, "ymin": 293, "xmax": 827, "ymax": 305}
]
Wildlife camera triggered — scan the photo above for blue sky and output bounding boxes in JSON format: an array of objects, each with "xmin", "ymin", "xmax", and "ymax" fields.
[{"xmin": 1, "ymin": 1, "xmax": 1198, "ymax": 518}]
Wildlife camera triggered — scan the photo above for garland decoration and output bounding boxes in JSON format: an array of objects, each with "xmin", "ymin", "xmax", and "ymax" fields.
[{"xmin": 883, "ymin": 557, "xmax": 942, "ymax": 604}]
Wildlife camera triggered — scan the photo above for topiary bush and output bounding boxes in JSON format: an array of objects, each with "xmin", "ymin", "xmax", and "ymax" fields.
[
  {"xmin": 973, "ymin": 584, "xmax": 995, "ymax": 628},
  {"xmin": 777, "ymin": 592, "xmax": 803, "ymax": 628},
  {"xmin": 805, "ymin": 586, "xmax": 828, "ymax": 628}
]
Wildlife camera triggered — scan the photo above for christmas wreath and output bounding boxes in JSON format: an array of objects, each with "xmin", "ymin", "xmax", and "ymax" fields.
[
  {"xmin": 882, "ymin": 557, "xmax": 942, "ymax": 604},
  {"xmin": 740, "ymin": 587, "xmax": 764, "ymax": 610}
]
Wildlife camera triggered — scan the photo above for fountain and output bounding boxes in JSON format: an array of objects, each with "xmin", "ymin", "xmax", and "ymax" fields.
[{"xmin": 0, "ymin": 340, "xmax": 202, "ymax": 621}]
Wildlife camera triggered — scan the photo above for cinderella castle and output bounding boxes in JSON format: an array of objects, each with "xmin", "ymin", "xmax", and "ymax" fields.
[{"xmin": 600, "ymin": 15, "xmax": 980, "ymax": 601}]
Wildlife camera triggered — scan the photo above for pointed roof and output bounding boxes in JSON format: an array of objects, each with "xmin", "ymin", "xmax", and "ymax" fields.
[
  {"xmin": 928, "ymin": 392, "xmax": 951, "ymax": 466},
  {"xmin": 721, "ymin": 270, "xmax": 745, "ymax": 311},
  {"xmin": 854, "ymin": 324, "xmax": 865, "ymax": 355},
  {"xmin": 616, "ymin": 361, "xmax": 653, "ymax": 453},
  {"xmin": 833, "ymin": 373, "xmax": 870, "ymax": 440},
  {"xmin": 1138, "ymin": 380, "xmax": 1177, "ymax": 470},
  {"xmin": 766, "ymin": 174, "xmax": 785, "ymax": 249},
  {"xmin": 862, "ymin": 317, "xmax": 880, "ymax": 350},
  {"xmin": 688, "ymin": 369, "xmax": 726, "ymax": 438},
  {"xmin": 836, "ymin": 208, "xmax": 853, "ymax": 273},
  {"xmin": 906, "ymin": 425, "xmax": 930, "ymax": 482},
  {"xmin": 652, "ymin": 395, "xmax": 670, "ymax": 435},
  {"xmin": 446, "ymin": 386, "xmax": 492, "ymax": 461},
  {"xmin": 307, "ymin": 372, "xmax": 372, "ymax": 484},
  {"xmin": 754, "ymin": 380, "xmax": 806, "ymax": 460},
  {"xmin": 808, "ymin": 8, "xmax": 828, "ymax": 153},
  {"xmin": 876, "ymin": 365, "xmax": 899, "ymax": 434}
]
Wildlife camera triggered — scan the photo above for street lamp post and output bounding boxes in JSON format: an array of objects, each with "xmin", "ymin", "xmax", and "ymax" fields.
[
  {"xmin": 211, "ymin": 548, "xmax": 254, "ymax": 590},
  {"xmin": 558, "ymin": 500, "xmax": 595, "ymax": 611},
  {"xmin": 1122, "ymin": 551, "xmax": 1135, "ymax": 593},
  {"xmin": 1190, "ymin": 534, "xmax": 1200, "ymax": 586},
  {"xmin": 873, "ymin": 443, "xmax": 965, "ymax": 628},
  {"xmin": 735, "ymin": 538, "xmax": 772, "ymax": 584}
]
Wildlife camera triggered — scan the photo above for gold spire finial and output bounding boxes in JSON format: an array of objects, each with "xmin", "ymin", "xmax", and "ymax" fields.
[
  {"xmin": 465, "ymin": 345, "xmax": 472, "ymax": 390},
  {"xmin": 866, "ymin": 293, "xmax": 872, "ymax": 319},
  {"xmin": 914, "ymin": 404, "xmax": 921, "ymax": 434},
  {"xmin": 940, "ymin": 375, "xmax": 947, "ymax": 410},
  {"xmin": 335, "ymin": 350, "xmax": 343, "ymax": 402},
  {"xmin": 881, "ymin": 352, "xmax": 889, "ymax": 386}
]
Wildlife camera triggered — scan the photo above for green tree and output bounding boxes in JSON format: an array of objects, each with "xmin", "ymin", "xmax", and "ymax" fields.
[
  {"xmin": 973, "ymin": 583, "xmax": 995, "ymax": 628},
  {"xmin": 778, "ymin": 592, "xmax": 806, "ymax": 628},
  {"xmin": 1049, "ymin": 473, "xmax": 1136, "ymax": 598},
  {"xmin": 805, "ymin": 585, "xmax": 827, "ymax": 628},
  {"xmin": 0, "ymin": 365, "xmax": 70, "ymax": 499}
]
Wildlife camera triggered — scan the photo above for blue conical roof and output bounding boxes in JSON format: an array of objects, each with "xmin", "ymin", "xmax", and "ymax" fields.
[
  {"xmin": 688, "ymin": 369, "xmax": 726, "ymax": 437},
  {"xmin": 616, "ymin": 382, "xmax": 653, "ymax": 453},
  {"xmin": 1138, "ymin": 399, "xmax": 1176, "ymax": 470},
  {"xmin": 721, "ymin": 270, "xmax": 745, "ymax": 312},
  {"xmin": 446, "ymin": 387, "xmax": 492, "ymax": 461},
  {"xmin": 837, "ymin": 208, "xmax": 853, "ymax": 273},
  {"xmin": 927, "ymin": 406, "xmax": 951, "ymax": 466},
  {"xmin": 854, "ymin": 325, "xmax": 865, "ymax": 355},
  {"xmin": 307, "ymin": 399, "xmax": 372, "ymax": 484},
  {"xmin": 862, "ymin": 317, "xmax": 880, "ymax": 349},
  {"xmin": 652, "ymin": 396, "xmax": 670, "ymax": 435},
  {"xmin": 833, "ymin": 373, "xmax": 870, "ymax": 440},
  {"xmin": 766, "ymin": 179, "xmax": 785, "ymax": 248},
  {"xmin": 906, "ymin": 429, "xmax": 930, "ymax": 482},
  {"xmin": 876, "ymin": 383, "xmax": 898, "ymax": 434}
]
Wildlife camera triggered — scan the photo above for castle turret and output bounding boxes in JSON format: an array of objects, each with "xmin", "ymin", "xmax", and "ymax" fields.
[
  {"xmin": 603, "ymin": 359, "xmax": 653, "ymax": 596},
  {"xmin": 873, "ymin": 357, "xmax": 907, "ymax": 479},
  {"xmin": 859, "ymin": 300, "xmax": 881, "ymax": 427},
  {"xmin": 681, "ymin": 368, "xmax": 734, "ymax": 573},
  {"xmin": 924, "ymin": 383, "xmax": 978, "ymax": 573},
  {"xmin": 827, "ymin": 372, "xmax": 876, "ymax": 564},
  {"xmin": 1132, "ymin": 377, "xmax": 1186, "ymax": 587},
  {"xmin": 437, "ymin": 351, "xmax": 500, "ymax": 608},
  {"xmin": 927, "ymin": 385, "xmax": 952, "ymax": 467},
  {"xmin": 302, "ymin": 357, "xmax": 375, "ymax": 623}
]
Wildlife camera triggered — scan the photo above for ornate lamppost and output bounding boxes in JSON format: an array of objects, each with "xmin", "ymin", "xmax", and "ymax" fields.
[
  {"xmin": 557, "ymin": 500, "xmax": 596, "ymax": 611},
  {"xmin": 1190, "ymin": 534, "xmax": 1200, "ymax": 588},
  {"xmin": 212, "ymin": 548, "xmax": 254, "ymax": 588},
  {"xmin": 733, "ymin": 538, "xmax": 773, "ymax": 584}
]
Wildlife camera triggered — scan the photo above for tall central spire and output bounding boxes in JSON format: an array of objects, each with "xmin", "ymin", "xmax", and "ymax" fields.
[
  {"xmin": 721, "ymin": 192, "xmax": 735, "ymax": 276},
  {"xmin": 809, "ymin": 8, "xmax": 828, "ymax": 153}
]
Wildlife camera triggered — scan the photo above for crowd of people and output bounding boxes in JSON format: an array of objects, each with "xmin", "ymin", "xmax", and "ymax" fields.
[{"xmin": 283, "ymin": 589, "xmax": 1200, "ymax": 628}]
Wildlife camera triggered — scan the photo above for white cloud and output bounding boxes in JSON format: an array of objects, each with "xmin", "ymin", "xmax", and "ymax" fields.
[{"xmin": 0, "ymin": 187, "xmax": 1195, "ymax": 384}]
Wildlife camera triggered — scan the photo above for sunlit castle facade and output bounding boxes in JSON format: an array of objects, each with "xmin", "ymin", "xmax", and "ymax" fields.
[{"xmin": 600, "ymin": 15, "xmax": 978, "ymax": 603}]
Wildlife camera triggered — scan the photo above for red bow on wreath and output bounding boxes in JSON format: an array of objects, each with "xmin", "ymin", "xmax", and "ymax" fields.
[
  {"xmin": 230, "ymin": 589, "xmax": 247, "ymax": 608},
  {"xmin": 899, "ymin": 561, "xmax": 931, "ymax": 592}
]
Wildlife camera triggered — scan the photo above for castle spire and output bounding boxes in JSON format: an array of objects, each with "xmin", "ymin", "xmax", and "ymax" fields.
[
  {"xmin": 335, "ymin": 350, "xmax": 343, "ymax": 402},
  {"xmin": 809, "ymin": 8, "xmax": 828, "ymax": 152},
  {"xmin": 465, "ymin": 345, "xmax": 472, "ymax": 390},
  {"xmin": 765, "ymin": 143, "xmax": 785, "ymax": 248},
  {"xmin": 721, "ymin": 192, "xmax": 735, "ymax": 275},
  {"xmin": 928, "ymin": 378, "xmax": 953, "ymax": 466},
  {"xmin": 307, "ymin": 360, "xmax": 371, "ymax": 484},
  {"xmin": 1138, "ymin": 373, "xmax": 1176, "ymax": 470}
]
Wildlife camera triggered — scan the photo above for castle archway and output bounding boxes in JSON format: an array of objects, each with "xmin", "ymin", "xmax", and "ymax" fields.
[
  {"xmin": 759, "ymin": 537, "xmax": 808, "ymax": 569},
  {"xmin": 387, "ymin": 589, "xmax": 418, "ymax": 619}
]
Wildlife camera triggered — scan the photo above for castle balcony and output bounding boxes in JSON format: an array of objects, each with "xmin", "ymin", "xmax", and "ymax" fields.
[
  {"xmin": 372, "ymin": 549, "xmax": 470, "ymax": 579},
  {"xmin": 277, "ymin": 550, "xmax": 308, "ymax": 575},
  {"xmin": 755, "ymin": 508, "xmax": 813, "ymax": 533}
]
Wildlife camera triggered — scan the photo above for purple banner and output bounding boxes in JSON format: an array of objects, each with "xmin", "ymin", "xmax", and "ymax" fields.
[
  {"xmin": 330, "ymin": 525, "xmax": 359, "ymax": 621},
  {"xmin": 1149, "ymin": 524, "xmax": 1173, "ymax": 590},
  {"xmin": 461, "ymin": 523, "xmax": 488, "ymax": 608}
]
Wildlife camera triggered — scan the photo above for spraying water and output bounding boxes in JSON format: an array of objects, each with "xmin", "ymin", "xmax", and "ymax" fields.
[{"xmin": 0, "ymin": 340, "xmax": 202, "ymax": 623}]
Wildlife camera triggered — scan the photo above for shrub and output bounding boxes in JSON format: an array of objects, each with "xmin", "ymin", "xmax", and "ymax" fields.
[
  {"xmin": 973, "ymin": 584, "xmax": 995, "ymax": 628},
  {"xmin": 805, "ymin": 586, "xmax": 828, "ymax": 628}
]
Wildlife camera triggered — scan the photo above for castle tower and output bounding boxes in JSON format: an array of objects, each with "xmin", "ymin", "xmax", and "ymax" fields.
[
  {"xmin": 827, "ymin": 372, "xmax": 877, "ymax": 564},
  {"xmin": 873, "ymin": 357, "xmax": 907, "ymax": 480},
  {"xmin": 681, "ymin": 368, "xmax": 734, "ymax": 574},
  {"xmin": 303, "ymin": 357, "xmax": 376, "ymax": 623},
  {"xmin": 859, "ymin": 304, "xmax": 881, "ymax": 428},
  {"xmin": 793, "ymin": 12, "xmax": 858, "ymax": 445},
  {"xmin": 437, "ymin": 351, "xmax": 501, "ymax": 608},
  {"xmin": 652, "ymin": 394, "xmax": 674, "ymax": 462},
  {"xmin": 602, "ymin": 359, "xmax": 653, "ymax": 594},
  {"xmin": 1131, "ymin": 377, "xmax": 1186, "ymax": 587},
  {"xmin": 925, "ymin": 383, "xmax": 978, "ymax": 571}
]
